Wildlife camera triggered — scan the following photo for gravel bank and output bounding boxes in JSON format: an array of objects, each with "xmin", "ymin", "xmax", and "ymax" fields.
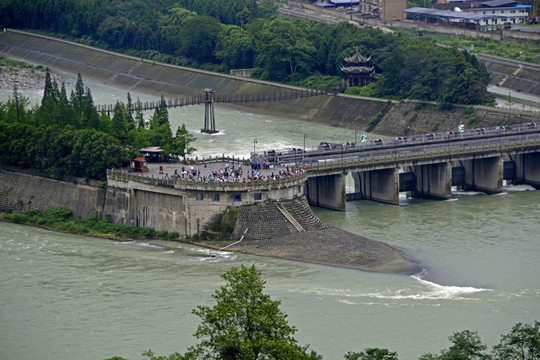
[
  {"xmin": 199, "ymin": 227, "xmax": 423, "ymax": 275},
  {"xmin": 0, "ymin": 66, "xmax": 60, "ymax": 90}
]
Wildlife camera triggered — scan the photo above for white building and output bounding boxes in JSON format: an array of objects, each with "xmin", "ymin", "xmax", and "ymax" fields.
[{"xmin": 469, "ymin": 0, "xmax": 530, "ymax": 25}]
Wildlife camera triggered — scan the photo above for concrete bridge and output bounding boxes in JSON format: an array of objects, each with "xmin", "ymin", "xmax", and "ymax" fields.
[{"xmin": 257, "ymin": 123, "xmax": 540, "ymax": 209}]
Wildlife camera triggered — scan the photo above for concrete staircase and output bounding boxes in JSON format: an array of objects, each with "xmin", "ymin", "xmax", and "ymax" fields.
[
  {"xmin": 231, "ymin": 197, "xmax": 327, "ymax": 241},
  {"xmin": 280, "ymin": 197, "xmax": 327, "ymax": 231},
  {"xmin": 275, "ymin": 201, "xmax": 305, "ymax": 232}
]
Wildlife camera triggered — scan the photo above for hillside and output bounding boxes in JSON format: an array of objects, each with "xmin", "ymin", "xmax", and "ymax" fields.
[{"xmin": 0, "ymin": 29, "xmax": 537, "ymax": 136}]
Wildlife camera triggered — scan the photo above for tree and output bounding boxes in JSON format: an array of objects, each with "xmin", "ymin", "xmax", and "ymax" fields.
[
  {"xmin": 216, "ymin": 25, "xmax": 255, "ymax": 70},
  {"xmin": 178, "ymin": 16, "xmax": 222, "ymax": 64},
  {"xmin": 111, "ymin": 101, "xmax": 129, "ymax": 141},
  {"xmin": 256, "ymin": 18, "xmax": 316, "ymax": 81},
  {"xmin": 421, "ymin": 330, "xmax": 491, "ymax": 360},
  {"xmin": 185, "ymin": 265, "xmax": 321, "ymax": 360},
  {"xmin": 167, "ymin": 124, "xmax": 196, "ymax": 160},
  {"xmin": 493, "ymin": 322, "xmax": 539, "ymax": 360},
  {"xmin": 345, "ymin": 348, "xmax": 398, "ymax": 360},
  {"xmin": 148, "ymin": 95, "xmax": 173, "ymax": 147},
  {"xmin": 6, "ymin": 85, "xmax": 30, "ymax": 123}
]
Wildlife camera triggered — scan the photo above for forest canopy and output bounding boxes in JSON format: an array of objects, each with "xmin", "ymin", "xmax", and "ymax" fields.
[
  {"xmin": 0, "ymin": 0, "xmax": 493, "ymax": 106},
  {"xmin": 0, "ymin": 71, "xmax": 193, "ymax": 180}
]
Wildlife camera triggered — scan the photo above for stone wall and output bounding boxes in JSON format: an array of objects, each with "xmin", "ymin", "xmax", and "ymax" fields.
[
  {"xmin": 104, "ymin": 169, "xmax": 308, "ymax": 237},
  {"xmin": 0, "ymin": 169, "xmax": 103, "ymax": 219},
  {"xmin": 0, "ymin": 168, "xmax": 318, "ymax": 239}
]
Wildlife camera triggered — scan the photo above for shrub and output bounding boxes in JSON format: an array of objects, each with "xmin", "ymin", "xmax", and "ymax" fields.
[{"xmin": 368, "ymin": 112, "xmax": 384, "ymax": 127}]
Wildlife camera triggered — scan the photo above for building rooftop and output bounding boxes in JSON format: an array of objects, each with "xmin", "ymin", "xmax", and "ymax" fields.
[
  {"xmin": 480, "ymin": 0, "xmax": 517, "ymax": 7},
  {"xmin": 404, "ymin": 7, "xmax": 493, "ymax": 19},
  {"xmin": 329, "ymin": 0, "xmax": 360, "ymax": 4}
]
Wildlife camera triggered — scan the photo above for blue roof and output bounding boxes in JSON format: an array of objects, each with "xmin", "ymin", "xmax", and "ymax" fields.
[
  {"xmin": 481, "ymin": 0, "xmax": 517, "ymax": 7},
  {"xmin": 330, "ymin": 0, "xmax": 360, "ymax": 4}
]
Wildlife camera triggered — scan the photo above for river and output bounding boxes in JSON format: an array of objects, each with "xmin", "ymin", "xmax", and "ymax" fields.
[{"xmin": 0, "ymin": 73, "xmax": 539, "ymax": 360}]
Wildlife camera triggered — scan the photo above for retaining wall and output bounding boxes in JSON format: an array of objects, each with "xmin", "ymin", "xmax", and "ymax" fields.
[
  {"xmin": 0, "ymin": 168, "xmax": 316, "ymax": 239},
  {"xmin": 0, "ymin": 169, "xmax": 104, "ymax": 219}
]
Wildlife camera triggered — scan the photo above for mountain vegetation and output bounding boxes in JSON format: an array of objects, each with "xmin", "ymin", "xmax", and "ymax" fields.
[
  {"xmin": 0, "ymin": 0, "xmax": 493, "ymax": 106},
  {"xmin": 0, "ymin": 71, "xmax": 194, "ymax": 180}
]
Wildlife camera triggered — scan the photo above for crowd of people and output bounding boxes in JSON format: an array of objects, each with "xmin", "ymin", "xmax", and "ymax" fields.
[{"xmin": 163, "ymin": 162, "xmax": 307, "ymax": 183}]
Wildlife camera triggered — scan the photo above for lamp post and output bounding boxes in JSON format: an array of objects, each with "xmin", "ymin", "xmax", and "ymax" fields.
[
  {"xmin": 355, "ymin": 129, "xmax": 358, "ymax": 147},
  {"xmin": 253, "ymin": 139, "xmax": 258, "ymax": 155},
  {"xmin": 303, "ymin": 134, "xmax": 307, "ymax": 164},
  {"xmin": 183, "ymin": 134, "xmax": 188, "ymax": 163}
]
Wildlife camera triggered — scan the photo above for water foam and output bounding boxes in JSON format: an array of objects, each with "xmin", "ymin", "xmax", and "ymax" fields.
[{"xmin": 408, "ymin": 274, "xmax": 492, "ymax": 300}]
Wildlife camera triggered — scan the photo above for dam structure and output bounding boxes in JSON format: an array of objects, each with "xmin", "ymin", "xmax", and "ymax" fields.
[
  {"xmin": 277, "ymin": 123, "xmax": 540, "ymax": 209},
  {"xmin": 97, "ymin": 124, "xmax": 540, "ymax": 239},
  {"xmin": 0, "ymin": 123, "xmax": 538, "ymax": 246}
]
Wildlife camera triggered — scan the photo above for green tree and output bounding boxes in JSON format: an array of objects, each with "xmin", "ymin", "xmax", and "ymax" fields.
[
  {"xmin": 185, "ymin": 265, "xmax": 321, "ymax": 360},
  {"xmin": 148, "ymin": 95, "xmax": 173, "ymax": 147},
  {"xmin": 39, "ymin": 68, "xmax": 59, "ymax": 125},
  {"xmin": 345, "ymin": 348, "xmax": 398, "ymax": 360},
  {"xmin": 111, "ymin": 100, "xmax": 129, "ymax": 141},
  {"xmin": 421, "ymin": 330, "xmax": 491, "ymax": 360},
  {"xmin": 6, "ymin": 85, "xmax": 30, "ymax": 124},
  {"xmin": 168, "ymin": 124, "xmax": 196, "ymax": 160},
  {"xmin": 256, "ymin": 18, "xmax": 316, "ymax": 81},
  {"xmin": 216, "ymin": 25, "xmax": 255, "ymax": 70},
  {"xmin": 443, "ymin": 330, "xmax": 490, "ymax": 360},
  {"xmin": 492, "ymin": 322, "xmax": 540, "ymax": 360},
  {"xmin": 178, "ymin": 16, "xmax": 222, "ymax": 64}
]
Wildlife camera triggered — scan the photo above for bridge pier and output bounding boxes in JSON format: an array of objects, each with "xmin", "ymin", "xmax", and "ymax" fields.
[
  {"xmin": 358, "ymin": 168, "xmax": 400, "ymax": 205},
  {"xmin": 412, "ymin": 162, "xmax": 452, "ymax": 200},
  {"xmin": 306, "ymin": 174, "xmax": 346, "ymax": 211},
  {"xmin": 463, "ymin": 156, "xmax": 503, "ymax": 194},
  {"xmin": 514, "ymin": 152, "xmax": 540, "ymax": 189}
]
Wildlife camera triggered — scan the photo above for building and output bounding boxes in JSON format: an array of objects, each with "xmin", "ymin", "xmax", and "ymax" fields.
[
  {"xmin": 341, "ymin": 47, "xmax": 377, "ymax": 88},
  {"xmin": 360, "ymin": 0, "xmax": 408, "ymax": 20},
  {"xmin": 468, "ymin": 0, "xmax": 530, "ymax": 25},
  {"xmin": 316, "ymin": 0, "xmax": 406, "ymax": 20},
  {"xmin": 403, "ymin": 0, "xmax": 530, "ymax": 28}
]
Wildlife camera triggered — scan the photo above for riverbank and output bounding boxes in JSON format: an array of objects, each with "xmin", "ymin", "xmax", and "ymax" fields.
[
  {"xmin": 198, "ymin": 227, "xmax": 422, "ymax": 275},
  {"xmin": 0, "ymin": 57, "xmax": 61, "ymax": 90},
  {"xmin": 0, "ymin": 210, "xmax": 422, "ymax": 275}
]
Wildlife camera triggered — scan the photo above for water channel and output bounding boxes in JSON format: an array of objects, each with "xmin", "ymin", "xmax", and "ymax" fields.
[{"xmin": 1, "ymin": 73, "xmax": 538, "ymax": 360}]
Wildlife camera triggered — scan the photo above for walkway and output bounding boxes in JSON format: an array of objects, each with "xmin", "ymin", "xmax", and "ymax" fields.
[{"xmin": 141, "ymin": 160, "xmax": 305, "ymax": 184}]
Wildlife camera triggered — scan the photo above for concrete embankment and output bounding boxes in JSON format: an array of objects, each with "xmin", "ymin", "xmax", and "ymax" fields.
[
  {"xmin": 0, "ymin": 168, "xmax": 422, "ymax": 274},
  {"xmin": 0, "ymin": 29, "xmax": 537, "ymax": 135}
]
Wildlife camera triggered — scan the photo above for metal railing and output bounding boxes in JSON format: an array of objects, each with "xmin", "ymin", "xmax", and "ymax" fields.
[
  {"xmin": 263, "ymin": 123, "xmax": 540, "ymax": 171},
  {"xmin": 107, "ymin": 169, "xmax": 308, "ymax": 190}
]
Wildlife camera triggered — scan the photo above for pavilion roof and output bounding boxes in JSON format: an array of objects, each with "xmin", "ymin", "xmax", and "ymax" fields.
[
  {"xmin": 343, "ymin": 47, "xmax": 372, "ymax": 65},
  {"xmin": 341, "ymin": 66, "xmax": 375, "ymax": 74}
]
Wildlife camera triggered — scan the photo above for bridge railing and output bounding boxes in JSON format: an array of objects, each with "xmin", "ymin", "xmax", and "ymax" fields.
[
  {"xmin": 304, "ymin": 134, "xmax": 540, "ymax": 172},
  {"xmin": 107, "ymin": 168, "xmax": 308, "ymax": 191},
  {"xmin": 95, "ymin": 88, "xmax": 330, "ymax": 112},
  {"xmin": 265, "ymin": 122, "xmax": 539, "ymax": 167}
]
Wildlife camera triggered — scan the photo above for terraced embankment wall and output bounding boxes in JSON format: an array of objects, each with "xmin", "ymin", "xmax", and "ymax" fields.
[{"xmin": 0, "ymin": 29, "xmax": 537, "ymax": 136}]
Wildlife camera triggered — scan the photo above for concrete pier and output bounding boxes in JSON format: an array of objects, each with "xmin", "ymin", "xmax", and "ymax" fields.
[
  {"xmin": 463, "ymin": 157, "xmax": 503, "ymax": 194},
  {"xmin": 306, "ymin": 174, "xmax": 346, "ymax": 210},
  {"xmin": 514, "ymin": 152, "xmax": 540, "ymax": 188},
  {"xmin": 358, "ymin": 168, "xmax": 400, "ymax": 205},
  {"xmin": 412, "ymin": 162, "xmax": 452, "ymax": 200}
]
